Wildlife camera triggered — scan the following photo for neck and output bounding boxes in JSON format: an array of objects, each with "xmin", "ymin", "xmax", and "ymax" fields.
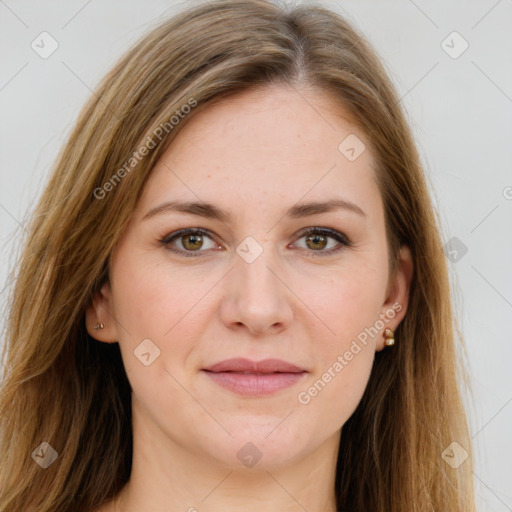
[{"xmin": 114, "ymin": 410, "xmax": 341, "ymax": 512}]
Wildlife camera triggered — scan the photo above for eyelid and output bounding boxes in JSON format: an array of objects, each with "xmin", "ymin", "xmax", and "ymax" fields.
[
  {"xmin": 160, "ymin": 226, "xmax": 352, "ymax": 257},
  {"xmin": 293, "ymin": 226, "xmax": 351, "ymax": 246},
  {"xmin": 160, "ymin": 227, "xmax": 221, "ymax": 254}
]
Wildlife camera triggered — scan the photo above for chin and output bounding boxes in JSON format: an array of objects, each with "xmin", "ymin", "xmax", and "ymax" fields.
[{"xmin": 197, "ymin": 423, "xmax": 310, "ymax": 471}]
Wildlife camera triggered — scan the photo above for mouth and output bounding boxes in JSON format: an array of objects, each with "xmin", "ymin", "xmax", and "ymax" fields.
[{"xmin": 202, "ymin": 358, "xmax": 308, "ymax": 396}]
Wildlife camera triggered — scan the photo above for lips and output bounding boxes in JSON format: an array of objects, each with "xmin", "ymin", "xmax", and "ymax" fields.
[
  {"xmin": 202, "ymin": 358, "xmax": 307, "ymax": 396},
  {"xmin": 203, "ymin": 357, "xmax": 306, "ymax": 374}
]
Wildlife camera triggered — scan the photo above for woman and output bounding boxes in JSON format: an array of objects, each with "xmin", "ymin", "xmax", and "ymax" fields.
[{"xmin": 0, "ymin": 1, "xmax": 476, "ymax": 510}]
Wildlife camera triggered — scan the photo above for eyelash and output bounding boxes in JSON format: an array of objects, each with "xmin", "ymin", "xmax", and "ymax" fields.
[{"xmin": 159, "ymin": 227, "xmax": 352, "ymax": 258}]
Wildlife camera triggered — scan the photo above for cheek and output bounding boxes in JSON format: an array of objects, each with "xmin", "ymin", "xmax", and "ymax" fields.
[
  {"xmin": 299, "ymin": 260, "xmax": 387, "ymax": 348},
  {"xmin": 295, "ymin": 290, "xmax": 378, "ymax": 435},
  {"xmin": 111, "ymin": 244, "xmax": 207, "ymax": 337},
  {"xmin": 296, "ymin": 344, "xmax": 374, "ymax": 439},
  {"xmin": 109, "ymin": 248, "xmax": 206, "ymax": 383},
  {"xmin": 291, "ymin": 265, "xmax": 385, "ymax": 425}
]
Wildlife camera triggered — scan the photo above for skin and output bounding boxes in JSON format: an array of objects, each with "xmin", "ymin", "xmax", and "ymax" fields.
[{"xmin": 88, "ymin": 83, "xmax": 413, "ymax": 512}]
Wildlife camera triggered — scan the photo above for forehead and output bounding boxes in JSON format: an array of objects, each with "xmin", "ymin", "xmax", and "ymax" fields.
[{"xmin": 136, "ymin": 84, "xmax": 381, "ymax": 221}]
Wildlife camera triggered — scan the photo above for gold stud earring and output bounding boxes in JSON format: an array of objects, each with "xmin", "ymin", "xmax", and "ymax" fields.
[
  {"xmin": 384, "ymin": 328, "xmax": 395, "ymax": 346},
  {"xmin": 94, "ymin": 322, "xmax": 105, "ymax": 330}
]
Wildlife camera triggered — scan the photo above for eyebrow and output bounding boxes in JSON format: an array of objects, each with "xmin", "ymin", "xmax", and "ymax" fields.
[{"xmin": 142, "ymin": 198, "xmax": 366, "ymax": 223}]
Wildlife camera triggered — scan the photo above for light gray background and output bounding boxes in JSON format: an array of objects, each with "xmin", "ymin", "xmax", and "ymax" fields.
[{"xmin": 1, "ymin": 1, "xmax": 511, "ymax": 510}]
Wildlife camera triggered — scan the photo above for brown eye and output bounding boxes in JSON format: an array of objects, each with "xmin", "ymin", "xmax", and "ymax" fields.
[
  {"xmin": 161, "ymin": 226, "xmax": 351, "ymax": 258},
  {"xmin": 161, "ymin": 228, "xmax": 219, "ymax": 257},
  {"xmin": 305, "ymin": 233, "xmax": 328, "ymax": 251},
  {"xmin": 293, "ymin": 227, "xmax": 351, "ymax": 256},
  {"xmin": 182, "ymin": 233, "xmax": 204, "ymax": 251}
]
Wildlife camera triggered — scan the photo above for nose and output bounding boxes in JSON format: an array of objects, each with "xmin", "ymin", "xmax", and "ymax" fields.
[{"xmin": 218, "ymin": 242, "xmax": 294, "ymax": 336}]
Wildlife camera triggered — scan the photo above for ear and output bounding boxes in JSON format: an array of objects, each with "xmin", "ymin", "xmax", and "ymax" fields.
[
  {"xmin": 85, "ymin": 280, "xmax": 119, "ymax": 343},
  {"xmin": 376, "ymin": 244, "xmax": 414, "ymax": 351}
]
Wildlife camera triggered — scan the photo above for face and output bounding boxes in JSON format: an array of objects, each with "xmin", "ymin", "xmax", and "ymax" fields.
[{"xmin": 87, "ymin": 83, "xmax": 412, "ymax": 471}]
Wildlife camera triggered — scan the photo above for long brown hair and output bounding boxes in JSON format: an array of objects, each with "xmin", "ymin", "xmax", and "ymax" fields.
[{"xmin": 0, "ymin": 1, "xmax": 475, "ymax": 510}]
